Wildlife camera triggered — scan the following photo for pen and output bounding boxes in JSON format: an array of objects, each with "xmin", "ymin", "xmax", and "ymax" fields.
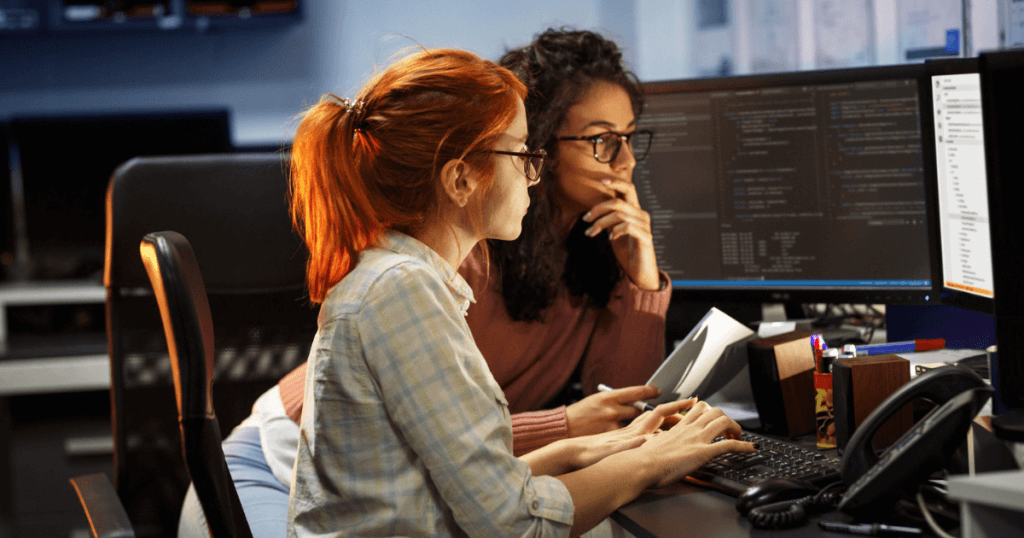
[
  {"xmin": 854, "ymin": 339, "xmax": 945, "ymax": 356},
  {"xmin": 597, "ymin": 384, "xmax": 656, "ymax": 412},
  {"xmin": 818, "ymin": 521, "xmax": 922, "ymax": 536}
]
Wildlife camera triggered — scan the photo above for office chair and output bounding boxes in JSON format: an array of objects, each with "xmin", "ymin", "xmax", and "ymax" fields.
[
  {"xmin": 71, "ymin": 153, "xmax": 316, "ymax": 538},
  {"xmin": 140, "ymin": 231, "xmax": 253, "ymax": 538}
]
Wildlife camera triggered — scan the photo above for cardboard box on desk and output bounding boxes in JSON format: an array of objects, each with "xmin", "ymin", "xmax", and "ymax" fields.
[
  {"xmin": 746, "ymin": 330, "xmax": 816, "ymax": 437},
  {"xmin": 833, "ymin": 354, "xmax": 912, "ymax": 451}
]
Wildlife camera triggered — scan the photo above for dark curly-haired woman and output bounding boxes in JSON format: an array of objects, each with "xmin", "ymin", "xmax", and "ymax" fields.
[{"xmin": 478, "ymin": 28, "xmax": 671, "ymax": 427}]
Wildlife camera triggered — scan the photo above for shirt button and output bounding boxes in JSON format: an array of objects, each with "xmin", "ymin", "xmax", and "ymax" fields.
[{"xmin": 531, "ymin": 500, "xmax": 540, "ymax": 510}]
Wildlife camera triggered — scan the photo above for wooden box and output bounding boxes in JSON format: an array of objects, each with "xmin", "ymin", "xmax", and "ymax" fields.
[
  {"xmin": 747, "ymin": 331, "xmax": 816, "ymax": 437},
  {"xmin": 833, "ymin": 354, "xmax": 913, "ymax": 451}
]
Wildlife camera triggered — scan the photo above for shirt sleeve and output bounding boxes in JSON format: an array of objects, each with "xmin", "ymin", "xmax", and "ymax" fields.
[
  {"xmin": 358, "ymin": 262, "xmax": 575, "ymax": 536},
  {"xmin": 580, "ymin": 271, "xmax": 672, "ymax": 397},
  {"xmin": 511, "ymin": 407, "xmax": 570, "ymax": 457}
]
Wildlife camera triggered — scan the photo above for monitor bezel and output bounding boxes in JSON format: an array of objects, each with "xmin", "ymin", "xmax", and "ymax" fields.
[
  {"xmin": 639, "ymin": 64, "xmax": 942, "ymax": 305},
  {"xmin": 978, "ymin": 49, "xmax": 1024, "ymax": 410},
  {"xmin": 917, "ymin": 57, "xmax": 995, "ymax": 316}
]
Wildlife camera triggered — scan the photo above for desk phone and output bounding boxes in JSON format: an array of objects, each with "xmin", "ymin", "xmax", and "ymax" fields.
[{"xmin": 706, "ymin": 365, "xmax": 992, "ymax": 529}]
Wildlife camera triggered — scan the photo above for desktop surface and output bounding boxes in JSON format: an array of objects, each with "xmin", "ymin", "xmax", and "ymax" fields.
[
  {"xmin": 613, "ymin": 481, "xmax": 854, "ymax": 538},
  {"xmin": 613, "ymin": 433, "xmax": 913, "ymax": 538}
]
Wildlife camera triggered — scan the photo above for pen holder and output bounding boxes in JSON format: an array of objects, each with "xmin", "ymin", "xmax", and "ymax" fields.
[{"xmin": 814, "ymin": 372, "xmax": 836, "ymax": 449}]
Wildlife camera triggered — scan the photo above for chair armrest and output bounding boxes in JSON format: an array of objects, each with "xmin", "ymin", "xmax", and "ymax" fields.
[{"xmin": 69, "ymin": 473, "xmax": 136, "ymax": 538}]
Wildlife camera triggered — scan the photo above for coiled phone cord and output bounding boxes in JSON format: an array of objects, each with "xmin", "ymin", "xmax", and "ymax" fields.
[{"xmin": 746, "ymin": 483, "xmax": 844, "ymax": 529}]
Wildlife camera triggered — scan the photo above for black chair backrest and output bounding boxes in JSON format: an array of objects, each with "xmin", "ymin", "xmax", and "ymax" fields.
[
  {"xmin": 140, "ymin": 231, "xmax": 253, "ymax": 538},
  {"xmin": 105, "ymin": 153, "xmax": 317, "ymax": 537}
]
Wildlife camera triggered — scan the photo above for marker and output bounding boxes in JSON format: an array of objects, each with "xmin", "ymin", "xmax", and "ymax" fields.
[
  {"xmin": 854, "ymin": 339, "xmax": 945, "ymax": 356},
  {"xmin": 597, "ymin": 384, "xmax": 656, "ymax": 412},
  {"xmin": 810, "ymin": 334, "xmax": 827, "ymax": 373},
  {"xmin": 818, "ymin": 521, "xmax": 922, "ymax": 536}
]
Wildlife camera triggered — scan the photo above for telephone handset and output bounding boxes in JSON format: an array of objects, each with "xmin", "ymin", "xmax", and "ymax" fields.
[{"xmin": 837, "ymin": 365, "xmax": 993, "ymax": 517}]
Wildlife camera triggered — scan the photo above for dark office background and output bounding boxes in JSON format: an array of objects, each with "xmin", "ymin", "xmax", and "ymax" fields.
[{"xmin": 0, "ymin": 1, "xmax": 1012, "ymax": 537}]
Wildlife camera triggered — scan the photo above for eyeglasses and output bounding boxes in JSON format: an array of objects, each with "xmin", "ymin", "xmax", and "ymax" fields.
[
  {"xmin": 489, "ymin": 148, "xmax": 546, "ymax": 186},
  {"xmin": 556, "ymin": 130, "xmax": 653, "ymax": 163}
]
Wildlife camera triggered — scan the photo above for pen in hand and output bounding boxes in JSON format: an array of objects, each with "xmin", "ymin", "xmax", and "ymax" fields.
[{"xmin": 597, "ymin": 383, "xmax": 658, "ymax": 412}]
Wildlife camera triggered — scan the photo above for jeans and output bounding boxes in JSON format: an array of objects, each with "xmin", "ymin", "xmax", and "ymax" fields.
[{"xmin": 177, "ymin": 426, "xmax": 289, "ymax": 538}]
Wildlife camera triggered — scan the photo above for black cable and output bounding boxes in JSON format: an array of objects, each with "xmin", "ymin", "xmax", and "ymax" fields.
[{"xmin": 746, "ymin": 482, "xmax": 845, "ymax": 530}]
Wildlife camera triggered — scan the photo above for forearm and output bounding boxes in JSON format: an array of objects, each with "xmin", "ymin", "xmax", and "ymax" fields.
[
  {"xmin": 555, "ymin": 451, "xmax": 655, "ymax": 536},
  {"xmin": 519, "ymin": 438, "xmax": 576, "ymax": 477}
]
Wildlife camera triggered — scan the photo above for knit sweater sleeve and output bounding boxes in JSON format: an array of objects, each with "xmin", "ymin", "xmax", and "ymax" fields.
[{"xmin": 510, "ymin": 406, "xmax": 570, "ymax": 457}]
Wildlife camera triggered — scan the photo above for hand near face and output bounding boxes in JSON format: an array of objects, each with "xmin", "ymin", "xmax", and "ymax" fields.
[
  {"xmin": 552, "ymin": 80, "xmax": 663, "ymax": 291},
  {"xmin": 581, "ymin": 179, "xmax": 661, "ymax": 291}
]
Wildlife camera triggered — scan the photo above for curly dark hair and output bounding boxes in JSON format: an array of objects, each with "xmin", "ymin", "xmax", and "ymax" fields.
[{"xmin": 492, "ymin": 28, "xmax": 645, "ymax": 322}]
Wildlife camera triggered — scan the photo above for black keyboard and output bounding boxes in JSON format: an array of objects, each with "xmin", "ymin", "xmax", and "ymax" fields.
[{"xmin": 686, "ymin": 431, "xmax": 843, "ymax": 496}]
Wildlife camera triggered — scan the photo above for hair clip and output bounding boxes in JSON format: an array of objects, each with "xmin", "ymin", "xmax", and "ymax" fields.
[{"xmin": 326, "ymin": 94, "xmax": 365, "ymax": 114}]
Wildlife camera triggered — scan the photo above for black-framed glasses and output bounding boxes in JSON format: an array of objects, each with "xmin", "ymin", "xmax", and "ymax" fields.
[
  {"xmin": 489, "ymin": 148, "xmax": 546, "ymax": 186},
  {"xmin": 556, "ymin": 130, "xmax": 653, "ymax": 163}
]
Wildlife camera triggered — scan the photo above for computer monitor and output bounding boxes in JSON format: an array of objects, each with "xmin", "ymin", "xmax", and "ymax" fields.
[
  {"xmin": 635, "ymin": 64, "xmax": 940, "ymax": 304},
  {"xmin": 917, "ymin": 58, "xmax": 995, "ymax": 316},
  {"xmin": 7, "ymin": 109, "xmax": 231, "ymax": 281},
  {"xmin": 978, "ymin": 49, "xmax": 1024, "ymax": 410}
]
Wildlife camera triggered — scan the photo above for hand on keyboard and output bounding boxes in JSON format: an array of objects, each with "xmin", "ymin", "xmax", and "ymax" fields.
[
  {"xmin": 688, "ymin": 431, "xmax": 842, "ymax": 496},
  {"xmin": 634, "ymin": 399, "xmax": 758, "ymax": 489}
]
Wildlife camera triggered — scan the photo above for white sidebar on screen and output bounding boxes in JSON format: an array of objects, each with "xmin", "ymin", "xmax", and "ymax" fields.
[{"xmin": 933, "ymin": 73, "xmax": 995, "ymax": 299}]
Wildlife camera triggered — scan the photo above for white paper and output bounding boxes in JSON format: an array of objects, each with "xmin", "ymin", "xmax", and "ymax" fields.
[
  {"xmin": 645, "ymin": 307, "xmax": 756, "ymax": 405},
  {"xmin": 895, "ymin": 348, "xmax": 988, "ymax": 378}
]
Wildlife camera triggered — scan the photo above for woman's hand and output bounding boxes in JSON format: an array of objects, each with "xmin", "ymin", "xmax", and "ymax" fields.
[
  {"xmin": 565, "ymin": 385, "xmax": 660, "ymax": 437},
  {"xmin": 561, "ymin": 397, "xmax": 700, "ymax": 472},
  {"xmin": 582, "ymin": 178, "xmax": 661, "ymax": 290},
  {"xmin": 635, "ymin": 400, "xmax": 757, "ymax": 489}
]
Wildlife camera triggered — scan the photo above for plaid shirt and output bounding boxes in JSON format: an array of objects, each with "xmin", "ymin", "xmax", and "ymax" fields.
[{"xmin": 288, "ymin": 232, "xmax": 575, "ymax": 537}]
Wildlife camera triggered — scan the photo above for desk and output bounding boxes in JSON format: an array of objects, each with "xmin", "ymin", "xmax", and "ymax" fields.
[{"xmin": 612, "ymin": 481, "xmax": 856, "ymax": 538}]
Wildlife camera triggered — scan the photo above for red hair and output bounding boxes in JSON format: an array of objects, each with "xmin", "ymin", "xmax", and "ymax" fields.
[{"xmin": 289, "ymin": 49, "xmax": 527, "ymax": 303}]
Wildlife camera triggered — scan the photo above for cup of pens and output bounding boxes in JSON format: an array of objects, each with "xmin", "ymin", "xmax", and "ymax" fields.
[{"xmin": 811, "ymin": 335, "xmax": 837, "ymax": 449}]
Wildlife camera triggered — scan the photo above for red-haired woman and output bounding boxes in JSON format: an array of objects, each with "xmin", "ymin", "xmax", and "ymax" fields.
[{"xmin": 268, "ymin": 48, "xmax": 754, "ymax": 537}]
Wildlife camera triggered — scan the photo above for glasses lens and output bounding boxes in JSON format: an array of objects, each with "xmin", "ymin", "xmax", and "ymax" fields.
[
  {"xmin": 594, "ymin": 133, "xmax": 619, "ymax": 163},
  {"xmin": 633, "ymin": 131, "xmax": 653, "ymax": 161},
  {"xmin": 528, "ymin": 151, "xmax": 545, "ymax": 182}
]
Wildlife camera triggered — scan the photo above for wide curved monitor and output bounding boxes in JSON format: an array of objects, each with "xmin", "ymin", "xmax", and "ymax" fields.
[{"xmin": 635, "ymin": 64, "xmax": 940, "ymax": 304}]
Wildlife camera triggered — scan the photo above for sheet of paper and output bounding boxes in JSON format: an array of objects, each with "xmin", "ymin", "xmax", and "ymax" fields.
[
  {"xmin": 813, "ymin": 0, "xmax": 876, "ymax": 68},
  {"xmin": 646, "ymin": 307, "xmax": 756, "ymax": 405},
  {"xmin": 895, "ymin": 348, "xmax": 988, "ymax": 377}
]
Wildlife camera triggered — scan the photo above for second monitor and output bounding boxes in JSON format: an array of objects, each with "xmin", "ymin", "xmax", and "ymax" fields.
[{"xmin": 636, "ymin": 64, "xmax": 939, "ymax": 305}]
